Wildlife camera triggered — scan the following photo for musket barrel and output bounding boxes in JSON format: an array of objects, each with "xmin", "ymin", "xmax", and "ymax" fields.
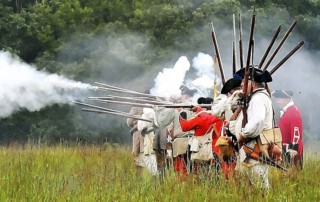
[
  {"xmin": 243, "ymin": 143, "xmax": 288, "ymax": 171},
  {"xmin": 74, "ymin": 101, "xmax": 131, "ymax": 115},
  {"xmin": 92, "ymin": 99, "xmax": 212, "ymax": 109},
  {"xmin": 211, "ymin": 22, "xmax": 226, "ymax": 84},
  {"xmin": 263, "ymin": 21, "xmax": 297, "ymax": 71},
  {"xmin": 94, "ymin": 99, "xmax": 155, "ymax": 108},
  {"xmin": 238, "ymin": 13, "xmax": 244, "ymax": 69},
  {"xmin": 270, "ymin": 41, "xmax": 304, "ymax": 75},
  {"xmin": 232, "ymin": 14, "xmax": 238, "ymax": 74},
  {"xmin": 158, "ymin": 104, "xmax": 212, "ymax": 108},
  {"xmin": 82, "ymin": 108, "xmax": 151, "ymax": 122},
  {"xmin": 94, "ymin": 82, "xmax": 131, "ymax": 92},
  {"xmin": 95, "ymin": 86, "xmax": 164, "ymax": 99},
  {"xmin": 242, "ymin": 7, "xmax": 256, "ymax": 127},
  {"xmin": 258, "ymin": 25, "xmax": 282, "ymax": 69},
  {"xmin": 91, "ymin": 96, "xmax": 170, "ymax": 105}
]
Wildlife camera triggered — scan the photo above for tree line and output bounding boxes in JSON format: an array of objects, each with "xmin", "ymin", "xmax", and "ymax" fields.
[{"xmin": 0, "ymin": 0, "xmax": 318, "ymax": 145}]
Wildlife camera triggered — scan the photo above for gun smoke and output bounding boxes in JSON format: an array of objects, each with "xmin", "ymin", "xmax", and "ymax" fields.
[
  {"xmin": 0, "ymin": 51, "xmax": 93, "ymax": 118},
  {"xmin": 150, "ymin": 53, "xmax": 220, "ymax": 101}
]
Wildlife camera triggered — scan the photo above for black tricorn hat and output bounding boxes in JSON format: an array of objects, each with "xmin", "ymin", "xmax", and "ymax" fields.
[
  {"xmin": 272, "ymin": 90, "xmax": 293, "ymax": 98},
  {"xmin": 234, "ymin": 67, "xmax": 272, "ymax": 83},
  {"xmin": 197, "ymin": 97, "xmax": 213, "ymax": 104},
  {"xmin": 221, "ymin": 78, "xmax": 242, "ymax": 94}
]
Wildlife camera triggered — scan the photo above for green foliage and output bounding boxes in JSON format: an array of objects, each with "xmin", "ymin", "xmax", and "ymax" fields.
[{"xmin": 0, "ymin": 0, "xmax": 319, "ymax": 144}]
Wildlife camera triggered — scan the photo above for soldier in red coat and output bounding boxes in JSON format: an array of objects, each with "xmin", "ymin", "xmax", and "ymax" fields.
[
  {"xmin": 179, "ymin": 100, "xmax": 223, "ymax": 174},
  {"xmin": 272, "ymin": 90, "xmax": 303, "ymax": 169}
]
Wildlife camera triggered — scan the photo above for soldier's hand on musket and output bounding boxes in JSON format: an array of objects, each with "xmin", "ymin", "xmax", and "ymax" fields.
[{"xmin": 191, "ymin": 105, "xmax": 199, "ymax": 112}]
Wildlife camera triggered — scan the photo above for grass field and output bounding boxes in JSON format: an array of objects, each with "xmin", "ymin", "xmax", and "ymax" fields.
[{"xmin": 0, "ymin": 145, "xmax": 319, "ymax": 201}]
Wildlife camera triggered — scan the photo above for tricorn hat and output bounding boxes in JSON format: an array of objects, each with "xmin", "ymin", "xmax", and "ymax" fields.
[
  {"xmin": 197, "ymin": 97, "xmax": 214, "ymax": 104},
  {"xmin": 234, "ymin": 67, "xmax": 272, "ymax": 83},
  {"xmin": 272, "ymin": 90, "xmax": 293, "ymax": 98},
  {"xmin": 221, "ymin": 78, "xmax": 242, "ymax": 94}
]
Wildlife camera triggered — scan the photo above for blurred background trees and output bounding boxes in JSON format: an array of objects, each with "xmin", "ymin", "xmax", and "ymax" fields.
[{"xmin": 0, "ymin": 0, "xmax": 318, "ymax": 145}]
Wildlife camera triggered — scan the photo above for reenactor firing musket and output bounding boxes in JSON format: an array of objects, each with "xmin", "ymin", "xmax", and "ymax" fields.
[
  {"xmin": 263, "ymin": 21, "xmax": 297, "ymax": 71},
  {"xmin": 258, "ymin": 25, "xmax": 282, "ymax": 69},
  {"xmin": 211, "ymin": 21, "xmax": 226, "ymax": 84}
]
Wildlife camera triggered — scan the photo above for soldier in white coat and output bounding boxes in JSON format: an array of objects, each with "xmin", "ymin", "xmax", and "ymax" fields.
[{"xmin": 236, "ymin": 68, "xmax": 273, "ymax": 193}]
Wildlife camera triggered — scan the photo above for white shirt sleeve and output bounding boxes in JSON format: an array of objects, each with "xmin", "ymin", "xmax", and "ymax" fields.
[
  {"xmin": 137, "ymin": 108, "xmax": 155, "ymax": 131},
  {"xmin": 211, "ymin": 94, "xmax": 228, "ymax": 117}
]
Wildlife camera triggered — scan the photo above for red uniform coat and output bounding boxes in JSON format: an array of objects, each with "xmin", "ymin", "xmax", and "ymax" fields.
[
  {"xmin": 179, "ymin": 110, "xmax": 222, "ymax": 155},
  {"xmin": 277, "ymin": 105, "xmax": 303, "ymax": 158}
]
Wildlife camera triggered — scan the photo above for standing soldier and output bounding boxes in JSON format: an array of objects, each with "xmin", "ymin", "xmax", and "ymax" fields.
[
  {"xmin": 179, "ymin": 100, "xmax": 222, "ymax": 175},
  {"xmin": 138, "ymin": 108, "xmax": 158, "ymax": 175},
  {"xmin": 272, "ymin": 89, "xmax": 303, "ymax": 169},
  {"xmin": 213, "ymin": 77, "xmax": 242, "ymax": 180},
  {"xmin": 127, "ymin": 107, "xmax": 144, "ymax": 176},
  {"xmin": 168, "ymin": 90, "xmax": 195, "ymax": 178},
  {"xmin": 235, "ymin": 68, "xmax": 273, "ymax": 193}
]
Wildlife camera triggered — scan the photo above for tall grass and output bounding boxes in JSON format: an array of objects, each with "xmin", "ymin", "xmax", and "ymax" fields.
[{"xmin": 0, "ymin": 145, "xmax": 318, "ymax": 201}]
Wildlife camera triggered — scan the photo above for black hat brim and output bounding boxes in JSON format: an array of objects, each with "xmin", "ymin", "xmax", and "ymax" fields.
[{"xmin": 221, "ymin": 78, "xmax": 242, "ymax": 94}]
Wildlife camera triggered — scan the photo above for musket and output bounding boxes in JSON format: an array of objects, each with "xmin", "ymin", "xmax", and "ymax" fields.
[
  {"xmin": 263, "ymin": 21, "xmax": 297, "ymax": 71},
  {"xmin": 95, "ymin": 86, "xmax": 165, "ymax": 100},
  {"xmin": 94, "ymin": 99, "xmax": 213, "ymax": 109},
  {"xmin": 258, "ymin": 25, "xmax": 282, "ymax": 69},
  {"xmin": 158, "ymin": 104, "xmax": 213, "ymax": 108},
  {"xmin": 232, "ymin": 14, "xmax": 237, "ymax": 75},
  {"xmin": 94, "ymin": 82, "xmax": 135, "ymax": 92},
  {"xmin": 211, "ymin": 22, "xmax": 226, "ymax": 84},
  {"xmin": 81, "ymin": 108, "xmax": 151, "ymax": 122},
  {"xmin": 89, "ymin": 95, "xmax": 170, "ymax": 105},
  {"xmin": 74, "ymin": 101, "xmax": 132, "ymax": 114},
  {"xmin": 88, "ymin": 96, "xmax": 156, "ymax": 101},
  {"xmin": 270, "ymin": 41, "xmax": 305, "ymax": 75},
  {"xmin": 238, "ymin": 13, "xmax": 244, "ymax": 69},
  {"xmin": 242, "ymin": 7, "xmax": 256, "ymax": 127},
  {"xmin": 94, "ymin": 99, "xmax": 155, "ymax": 108},
  {"xmin": 213, "ymin": 55, "xmax": 218, "ymax": 99},
  {"xmin": 243, "ymin": 143, "xmax": 288, "ymax": 171},
  {"xmin": 251, "ymin": 38, "xmax": 255, "ymax": 66}
]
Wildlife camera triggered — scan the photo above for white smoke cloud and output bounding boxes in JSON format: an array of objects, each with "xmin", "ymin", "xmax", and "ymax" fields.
[
  {"xmin": 188, "ymin": 52, "xmax": 221, "ymax": 97},
  {"xmin": 0, "ymin": 51, "xmax": 93, "ymax": 118},
  {"xmin": 150, "ymin": 56, "xmax": 190, "ymax": 99}
]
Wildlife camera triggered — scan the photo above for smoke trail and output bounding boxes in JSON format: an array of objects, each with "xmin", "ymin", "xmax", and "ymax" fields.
[
  {"xmin": 150, "ymin": 56, "xmax": 190, "ymax": 99},
  {"xmin": 0, "ymin": 51, "xmax": 93, "ymax": 118}
]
